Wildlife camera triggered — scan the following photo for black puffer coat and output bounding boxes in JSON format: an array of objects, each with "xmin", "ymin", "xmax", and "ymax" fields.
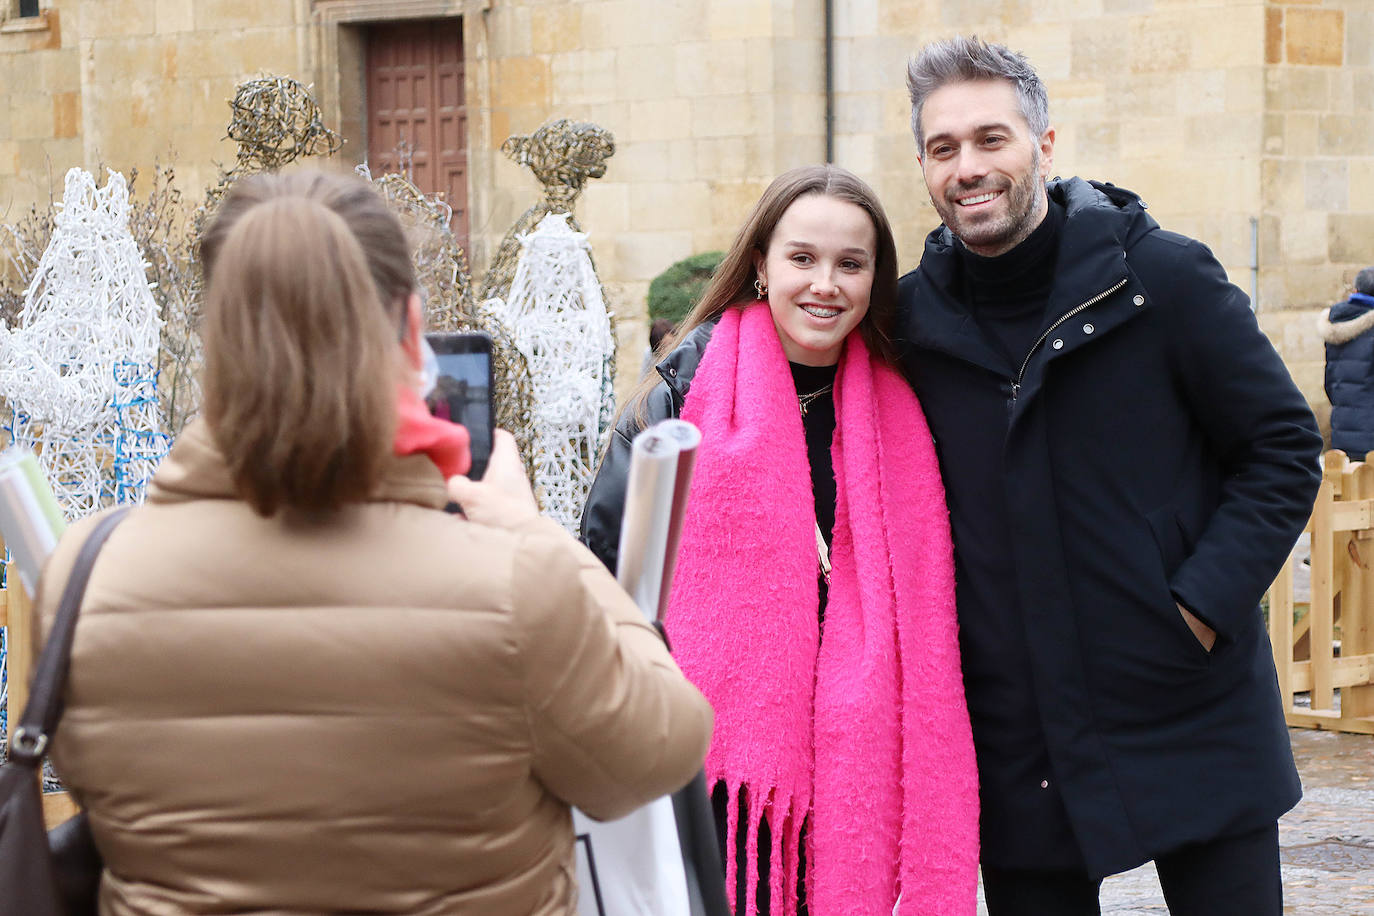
[
  {"xmin": 897, "ymin": 177, "xmax": 1321, "ymax": 879},
  {"xmin": 1320, "ymin": 291, "xmax": 1374, "ymax": 458}
]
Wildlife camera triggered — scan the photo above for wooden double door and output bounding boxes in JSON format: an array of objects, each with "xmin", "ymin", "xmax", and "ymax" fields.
[{"xmin": 366, "ymin": 19, "xmax": 469, "ymax": 250}]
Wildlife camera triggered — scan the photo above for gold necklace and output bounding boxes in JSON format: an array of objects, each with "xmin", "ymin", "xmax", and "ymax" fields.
[{"xmin": 797, "ymin": 382, "xmax": 834, "ymax": 417}]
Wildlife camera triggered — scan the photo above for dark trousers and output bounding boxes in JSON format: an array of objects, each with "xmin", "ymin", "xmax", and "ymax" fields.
[
  {"xmin": 982, "ymin": 823, "xmax": 1282, "ymax": 916},
  {"xmin": 711, "ymin": 784, "xmax": 808, "ymax": 916}
]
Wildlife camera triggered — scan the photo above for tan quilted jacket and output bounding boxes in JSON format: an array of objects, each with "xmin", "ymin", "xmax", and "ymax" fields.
[{"xmin": 36, "ymin": 420, "xmax": 712, "ymax": 915}]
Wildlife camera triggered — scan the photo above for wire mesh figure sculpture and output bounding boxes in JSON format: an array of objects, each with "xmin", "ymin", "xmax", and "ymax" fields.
[
  {"xmin": 479, "ymin": 120, "xmax": 619, "ymax": 461},
  {"xmin": 492, "ymin": 213, "xmax": 616, "ymax": 533},
  {"xmin": 123, "ymin": 163, "xmax": 200, "ymax": 438},
  {"xmin": 0, "ymin": 168, "xmax": 170, "ymax": 518},
  {"xmin": 3, "ymin": 164, "xmax": 199, "ymax": 438},
  {"xmin": 112, "ymin": 359, "xmax": 169, "ymax": 503},
  {"xmin": 155, "ymin": 76, "xmax": 344, "ymax": 434},
  {"xmin": 201, "ymin": 75, "xmax": 342, "ymax": 219},
  {"xmin": 0, "ymin": 200, "xmax": 53, "ymax": 331},
  {"xmin": 478, "ymin": 118, "xmax": 615, "ymax": 305},
  {"xmin": 364, "ymin": 168, "xmax": 479, "ymax": 324}
]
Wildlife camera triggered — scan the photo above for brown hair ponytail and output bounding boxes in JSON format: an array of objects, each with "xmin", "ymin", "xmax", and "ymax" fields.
[{"xmin": 198, "ymin": 172, "xmax": 414, "ymax": 516}]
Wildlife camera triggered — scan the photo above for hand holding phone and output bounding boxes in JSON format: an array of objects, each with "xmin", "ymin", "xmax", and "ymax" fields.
[
  {"xmin": 424, "ymin": 332, "xmax": 494, "ymax": 479},
  {"xmin": 446, "ymin": 430, "xmax": 538, "ymax": 527}
]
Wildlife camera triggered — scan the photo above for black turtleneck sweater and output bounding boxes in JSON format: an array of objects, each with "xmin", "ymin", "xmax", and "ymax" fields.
[
  {"xmin": 945, "ymin": 199, "xmax": 1086, "ymax": 870},
  {"xmin": 959, "ymin": 197, "xmax": 1066, "ymax": 373}
]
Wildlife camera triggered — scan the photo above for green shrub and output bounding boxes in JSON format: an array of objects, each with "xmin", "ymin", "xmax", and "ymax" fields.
[{"xmin": 647, "ymin": 251, "xmax": 725, "ymax": 325}]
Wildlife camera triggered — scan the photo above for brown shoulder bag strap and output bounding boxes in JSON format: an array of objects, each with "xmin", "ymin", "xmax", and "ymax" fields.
[{"xmin": 8, "ymin": 507, "xmax": 130, "ymax": 767}]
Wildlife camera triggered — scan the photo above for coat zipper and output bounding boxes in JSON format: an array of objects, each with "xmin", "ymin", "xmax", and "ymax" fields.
[{"xmin": 1009, "ymin": 277, "xmax": 1129, "ymax": 407}]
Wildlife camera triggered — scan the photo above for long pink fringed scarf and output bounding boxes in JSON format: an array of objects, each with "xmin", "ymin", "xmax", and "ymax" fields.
[{"xmin": 665, "ymin": 303, "xmax": 979, "ymax": 916}]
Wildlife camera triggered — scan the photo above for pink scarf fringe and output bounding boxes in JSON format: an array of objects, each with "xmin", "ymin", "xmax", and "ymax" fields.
[{"xmin": 666, "ymin": 304, "xmax": 979, "ymax": 915}]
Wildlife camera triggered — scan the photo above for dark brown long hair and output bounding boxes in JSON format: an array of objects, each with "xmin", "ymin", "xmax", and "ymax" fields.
[
  {"xmin": 197, "ymin": 171, "xmax": 416, "ymax": 516},
  {"xmin": 625, "ymin": 164, "xmax": 899, "ymax": 423}
]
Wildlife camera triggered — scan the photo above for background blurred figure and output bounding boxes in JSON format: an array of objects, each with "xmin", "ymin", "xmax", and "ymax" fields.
[
  {"xmin": 34, "ymin": 171, "xmax": 711, "ymax": 916},
  {"xmin": 640, "ymin": 316, "xmax": 678, "ymax": 378},
  {"xmin": 1320, "ymin": 266, "xmax": 1374, "ymax": 458},
  {"xmin": 583, "ymin": 164, "xmax": 978, "ymax": 916}
]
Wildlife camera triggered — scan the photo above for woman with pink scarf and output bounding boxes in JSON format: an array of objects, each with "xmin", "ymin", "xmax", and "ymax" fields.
[{"xmin": 581, "ymin": 165, "xmax": 978, "ymax": 916}]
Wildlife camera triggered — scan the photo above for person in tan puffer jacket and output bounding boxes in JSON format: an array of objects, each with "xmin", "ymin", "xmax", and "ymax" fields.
[{"xmin": 34, "ymin": 171, "xmax": 712, "ymax": 915}]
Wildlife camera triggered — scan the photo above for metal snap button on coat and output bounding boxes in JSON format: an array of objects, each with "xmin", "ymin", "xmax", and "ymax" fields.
[
  {"xmin": 1052, "ymin": 338, "xmax": 1064, "ymax": 350},
  {"xmin": 666, "ymin": 366, "xmax": 677, "ymax": 377},
  {"xmin": 1132, "ymin": 294, "xmax": 1145, "ymax": 306},
  {"xmin": 1083, "ymin": 323, "xmax": 1095, "ymax": 334}
]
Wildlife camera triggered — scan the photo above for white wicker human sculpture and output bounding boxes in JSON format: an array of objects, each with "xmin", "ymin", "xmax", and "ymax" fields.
[
  {"xmin": 493, "ymin": 213, "xmax": 616, "ymax": 533},
  {"xmin": 0, "ymin": 167, "xmax": 169, "ymax": 518}
]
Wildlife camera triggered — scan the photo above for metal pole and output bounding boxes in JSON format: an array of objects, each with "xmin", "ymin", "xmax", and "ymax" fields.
[{"xmin": 824, "ymin": 0, "xmax": 835, "ymax": 164}]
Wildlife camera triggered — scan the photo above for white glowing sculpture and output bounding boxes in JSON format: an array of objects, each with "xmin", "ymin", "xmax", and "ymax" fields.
[
  {"xmin": 0, "ymin": 168, "xmax": 170, "ymax": 518},
  {"xmin": 492, "ymin": 213, "xmax": 616, "ymax": 533}
]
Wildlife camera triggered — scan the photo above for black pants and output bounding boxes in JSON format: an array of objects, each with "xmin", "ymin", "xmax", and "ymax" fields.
[
  {"xmin": 982, "ymin": 823, "xmax": 1282, "ymax": 916},
  {"xmin": 711, "ymin": 784, "xmax": 808, "ymax": 915}
]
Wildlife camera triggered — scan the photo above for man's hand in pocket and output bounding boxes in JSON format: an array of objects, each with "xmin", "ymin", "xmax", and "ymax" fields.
[{"xmin": 1178, "ymin": 603, "xmax": 1216, "ymax": 652}]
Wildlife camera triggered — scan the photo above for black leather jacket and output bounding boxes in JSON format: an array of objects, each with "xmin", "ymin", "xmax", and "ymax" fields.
[{"xmin": 580, "ymin": 320, "xmax": 716, "ymax": 573}]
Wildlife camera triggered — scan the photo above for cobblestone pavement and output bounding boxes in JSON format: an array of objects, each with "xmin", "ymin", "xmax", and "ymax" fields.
[{"xmin": 976, "ymin": 728, "xmax": 1374, "ymax": 914}]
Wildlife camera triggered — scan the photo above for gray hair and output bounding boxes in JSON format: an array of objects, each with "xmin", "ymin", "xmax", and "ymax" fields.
[
  {"xmin": 906, "ymin": 36, "xmax": 1050, "ymax": 150},
  {"xmin": 1357, "ymin": 267, "xmax": 1374, "ymax": 296}
]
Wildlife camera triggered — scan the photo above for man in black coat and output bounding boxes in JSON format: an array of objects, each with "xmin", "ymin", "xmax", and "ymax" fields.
[{"xmin": 897, "ymin": 36, "xmax": 1321, "ymax": 915}]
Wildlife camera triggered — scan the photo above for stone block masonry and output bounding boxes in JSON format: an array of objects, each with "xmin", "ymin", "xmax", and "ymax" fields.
[{"xmin": 1, "ymin": 0, "xmax": 1369, "ymax": 420}]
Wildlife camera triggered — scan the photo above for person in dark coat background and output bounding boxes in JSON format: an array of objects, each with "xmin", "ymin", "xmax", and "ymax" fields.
[
  {"xmin": 897, "ymin": 36, "xmax": 1322, "ymax": 916},
  {"xmin": 1319, "ymin": 266, "xmax": 1374, "ymax": 458}
]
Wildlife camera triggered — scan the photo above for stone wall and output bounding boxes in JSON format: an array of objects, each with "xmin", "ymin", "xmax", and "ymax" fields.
[
  {"xmin": 844, "ymin": 1, "xmax": 1268, "ymax": 295},
  {"xmin": 464, "ymin": 0, "xmax": 833, "ymax": 385},
  {"xmin": 782, "ymin": 0, "xmax": 1370, "ymax": 426},
  {"xmin": 2, "ymin": 0, "xmax": 1369, "ymax": 418},
  {"xmin": 0, "ymin": 0, "xmax": 307, "ymax": 223},
  {"xmin": 1, "ymin": 6, "xmax": 83, "ymax": 222},
  {"xmin": 1258, "ymin": 0, "xmax": 1374, "ymax": 432}
]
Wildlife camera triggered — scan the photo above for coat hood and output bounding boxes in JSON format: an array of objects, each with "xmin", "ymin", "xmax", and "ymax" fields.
[{"xmin": 1318, "ymin": 293, "xmax": 1374, "ymax": 345}]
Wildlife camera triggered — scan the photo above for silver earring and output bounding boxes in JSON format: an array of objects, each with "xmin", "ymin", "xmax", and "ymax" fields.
[{"xmin": 754, "ymin": 277, "xmax": 767, "ymax": 298}]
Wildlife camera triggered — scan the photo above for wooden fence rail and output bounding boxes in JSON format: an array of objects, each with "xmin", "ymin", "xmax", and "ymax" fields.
[{"xmin": 1266, "ymin": 450, "xmax": 1374, "ymax": 735}]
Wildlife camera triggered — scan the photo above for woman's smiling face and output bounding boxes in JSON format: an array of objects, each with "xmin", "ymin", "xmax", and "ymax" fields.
[{"xmin": 753, "ymin": 193, "xmax": 877, "ymax": 367}]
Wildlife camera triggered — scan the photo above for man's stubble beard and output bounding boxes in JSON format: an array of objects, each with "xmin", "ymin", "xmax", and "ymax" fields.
[{"xmin": 932, "ymin": 151, "xmax": 1046, "ymax": 257}]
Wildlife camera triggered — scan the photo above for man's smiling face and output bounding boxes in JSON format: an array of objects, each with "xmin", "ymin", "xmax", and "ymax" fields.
[{"xmin": 918, "ymin": 78, "xmax": 1055, "ymax": 257}]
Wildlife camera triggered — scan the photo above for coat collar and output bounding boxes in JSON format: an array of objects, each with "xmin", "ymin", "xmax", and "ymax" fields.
[
  {"xmin": 654, "ymin": 317, "xmax": 717, "ymax": 403},
  {"xmin": 149, "ymin": 419, "xmax": 451, "ymax": 511},
  {"xmin": 901, "ymin": 177, "xmax": 1156, "ymax": 377}
]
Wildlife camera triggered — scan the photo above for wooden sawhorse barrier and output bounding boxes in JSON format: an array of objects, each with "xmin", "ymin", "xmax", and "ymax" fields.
[
  {"xmin": 1, "ymin": 544, "xmax": 80, "ymax": 827},
  {"xmin": 1267, "ymin": 450, "xmax": 1374, "ymax": 734}
]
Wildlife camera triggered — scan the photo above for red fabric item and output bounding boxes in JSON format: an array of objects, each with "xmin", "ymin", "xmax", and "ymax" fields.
[{"xmin": 393, "ymin": 386, "xmax": 471, "ymax": 479}]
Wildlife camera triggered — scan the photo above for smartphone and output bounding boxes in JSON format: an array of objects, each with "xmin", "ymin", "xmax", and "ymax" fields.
[{"xmin": 424, "ymin": 331, "xmax": 494, "ymax": 479}]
